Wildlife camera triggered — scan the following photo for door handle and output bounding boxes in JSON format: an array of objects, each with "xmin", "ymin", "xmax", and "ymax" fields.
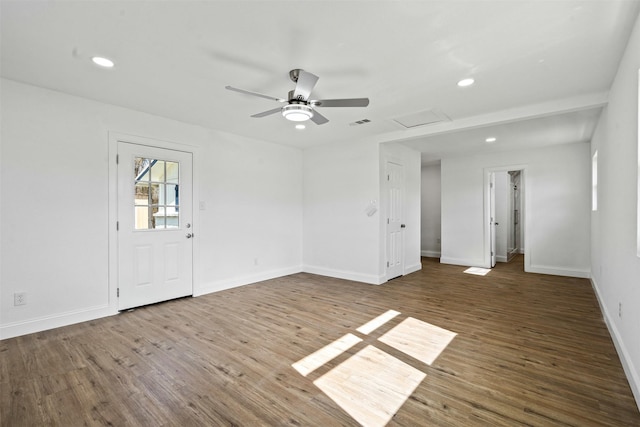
[
  {"xmin": 186, "ymin": 233, "xmax": 193, "ymax": 239},
  {"xmin": 400, "ymin": 224, "xmax": 406, "ymax": 228}
]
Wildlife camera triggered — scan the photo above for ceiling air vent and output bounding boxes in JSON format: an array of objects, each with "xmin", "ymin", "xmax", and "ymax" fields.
[
  {"xmin": 350, "ymin": 118, "xmax": 372, "ymax": 126},
  {"xmin": 393, "ymin": 109, "xmax": 450, "ymax": 129}
]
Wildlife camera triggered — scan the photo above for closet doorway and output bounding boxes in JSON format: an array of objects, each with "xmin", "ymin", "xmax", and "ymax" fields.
[{"xmin": 486, "ymin": 167, "xmax": 526, "ymax": 270}]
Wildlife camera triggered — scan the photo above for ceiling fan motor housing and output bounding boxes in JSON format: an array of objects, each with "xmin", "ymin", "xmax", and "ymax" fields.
[{"xmin": 289, "ymin": 69, "xmax": 302, "ymax": 83}]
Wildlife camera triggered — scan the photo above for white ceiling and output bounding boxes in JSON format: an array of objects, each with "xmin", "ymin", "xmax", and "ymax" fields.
[{"xmin": 2, "ymin": 1, "xmax": 639, "ymax": 161}]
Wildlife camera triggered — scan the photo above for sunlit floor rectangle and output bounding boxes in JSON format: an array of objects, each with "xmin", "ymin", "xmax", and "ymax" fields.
[
  {"xmin": 292, "ymin": 333, "xmax": 362, "ymax": 376},
  {"xmin": 378, "ymin": 317, "xmax": 457, "ymax": 366},
  {"xmin": 356, "ymin": 309, "xmax": 400, "ymax": 335},
  {"xmin": 464, "ymin": 267, "xmax": 491, "ymax": 276},
  {"xmin": 314, "ymin": 345, "xmax": 426, "ymax": 427}
]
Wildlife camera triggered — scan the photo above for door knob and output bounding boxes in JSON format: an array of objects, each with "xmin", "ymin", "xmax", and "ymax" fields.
[
  {"xmin": 400, "ymin": 224, "xmax": 406, "ymax": 228},
  {"xmin": 186, "ymin": 233, "xmax": 193, "ymax": 239}
]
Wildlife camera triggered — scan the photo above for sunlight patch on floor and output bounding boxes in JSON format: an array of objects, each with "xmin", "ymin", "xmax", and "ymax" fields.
[
  {"xmin": 292, "ymin": 333, "xmax": 362, "ymax": 377},
  {"xmin": 292, "ymin": 310, "xmax": 457, "ymax": 426},
  {"xmin": 464, "ymin": 267, "xmax": 491, "ymax": 276},
  {"xmin": 314, "ymin": 345, "xmax": 426, "ymax": 427},
  {"xmin": 379, "ymin": 317, "xmax": 457, "ymax": 366},
  {"xmin": 356, "ymin": 309, "xmax": 400, "ymax": 335}
]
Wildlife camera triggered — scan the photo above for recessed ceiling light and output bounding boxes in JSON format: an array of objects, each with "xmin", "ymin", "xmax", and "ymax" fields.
[
  {"xmin": 485, "ymin": 137, "xmax": 497, "ymax": 143},
  {"xmin": 295, "ymin": 124, "xmax": 306, "ymax": 130},
  {"xmin": 91, "ymin": 56, "xmax": 115, "ymax": 68},
  {"xmin": 457, "ymin": 78, "xmax": 475, "ymax": 87}
]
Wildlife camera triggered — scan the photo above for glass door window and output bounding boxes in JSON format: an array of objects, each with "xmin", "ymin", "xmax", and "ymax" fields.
[{"xmin": 133, "ymin": 157, "xmax": 179, "ymax": 230}]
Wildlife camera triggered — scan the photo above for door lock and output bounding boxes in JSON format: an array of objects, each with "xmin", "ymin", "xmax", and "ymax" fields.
[{"xmin": 186, "ymin": 233, "xmax": 193, "ymax": 239}]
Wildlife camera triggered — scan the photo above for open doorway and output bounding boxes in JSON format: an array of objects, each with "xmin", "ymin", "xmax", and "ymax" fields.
[{"xmin": 486, "ymin": 167, "xmax": 527, "ymax": 271}]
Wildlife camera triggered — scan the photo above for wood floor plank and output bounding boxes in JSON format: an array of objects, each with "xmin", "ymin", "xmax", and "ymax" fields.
[{"xmin": 1, "ymin": 255, "xmax": 639, "ymax": 426}]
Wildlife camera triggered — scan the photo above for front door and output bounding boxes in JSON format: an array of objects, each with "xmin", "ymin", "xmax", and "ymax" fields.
[
  {"xmin": 386, "ymin": 161, "xmax": 404, "ymax": 280},
  {"xmin": 117, "ymin": 142, "xmax": 193, "ymax": 310}
]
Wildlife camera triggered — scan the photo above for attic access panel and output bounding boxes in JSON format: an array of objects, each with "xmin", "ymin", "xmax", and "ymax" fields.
[{"xmin": 393, "ymin": 109, "xmax": 451, "ymax": 128}]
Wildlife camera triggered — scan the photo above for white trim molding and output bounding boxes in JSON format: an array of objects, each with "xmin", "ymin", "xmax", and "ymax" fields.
[
  {"xmin": 0, "ymin": 304, "xmax": 115, "ymax": 340},
  {"xmin": 527, "ymin": 264, "xmax": 590, "ymax": 279},
  {"xmin": 303, "ymin": 265, "xmax": 385, "ymax": 285},
  {"xmin": 195, "ymin": 266, "xmax": 303, "ymax": 296},
  {"xmin": 591, "ymin": 277, "xmax": 640, "ymax": 411},
  {"xmin": 421, "ymin": 250, "xmax": 441, "ymax": 258}
]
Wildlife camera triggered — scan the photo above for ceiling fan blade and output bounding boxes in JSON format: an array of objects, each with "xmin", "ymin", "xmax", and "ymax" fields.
[
  {"xmin": 311, "ymin": 98, "xmax": 370, "ymax": 108},
  {"xmin": 251, "ymin": 107, "xmax": 283, "ymax": 118},
  {"xmin": 225, "ymin": 86, "xmax": 285, "ymax": 103},
  {"xmin": 310, "ymin": 110, "xmax": 329, "ymax": 125},
  {"xmin": 292, "ymin": 70, "xmax": 319, "ymax": 101}
]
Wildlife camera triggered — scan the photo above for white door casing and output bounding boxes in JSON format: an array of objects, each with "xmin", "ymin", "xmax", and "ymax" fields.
[
  {"xmin": 490, "ymin": 172, "xmax": 497, "ymax": 268},
  {"xmin": 484, "ymin": 165, "xmax": 528, "ymax": 271},
  {"xmin": 386, "ymin": 161, "xmax": 404, "ymax": 280},
  {"xmin": 117, "ymin": 142, "xmax": 193, "ymax": 310}
]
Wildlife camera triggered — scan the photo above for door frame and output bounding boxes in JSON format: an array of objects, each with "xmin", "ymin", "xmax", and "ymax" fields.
[
  {"xmin": 483, "ymin": 165, "xmax": 529, "ymax": 271},
  {"xmin": 385, "ymin": 160, "xmax": 405, "ymax": 281},
  {"xmin": 489, "ymin": 172, "xmax": 497, "ymax": 268},
  {"xmin": 108, "ymin": 132, "xmax": 200, "ymax": 314}
]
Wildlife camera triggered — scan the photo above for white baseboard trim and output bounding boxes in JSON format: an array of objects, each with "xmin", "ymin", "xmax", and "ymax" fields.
[
  {"xmin": 421, "ymin": 250, "xmax": 441, "ymax": 258},
  {"xmin": 303, "ymin": 265, "xmax": 385, "ymax": 285},
  {"xmin": 496, "ymin": 255, "xmax": 508, "ymax": 263},
  {"xmin": 590, "ymin": 277, "xmax": 640, "ymax": 411},
  {"xmin": 195, "ymin": 266, "xmax": 303, "ymax": 297},
  {"xmin": 527, "ymin": 264, "xmax": 590, "ymax": 278},
  {"xmin": 440, "ymin": 257, "xmax": 485, "ymax": 268},
  {"xmin": 404, "ymin": 262, "xmax": 422, "ymax": 275},
  {"xmin": 0, "ymin": 304, "xmax": 115, "ymax": 340}
]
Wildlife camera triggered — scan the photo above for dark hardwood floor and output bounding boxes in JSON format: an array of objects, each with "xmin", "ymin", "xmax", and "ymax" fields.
[{"xmin": 2, "ymin": 256, "xmax": 639, "ymax": 426}]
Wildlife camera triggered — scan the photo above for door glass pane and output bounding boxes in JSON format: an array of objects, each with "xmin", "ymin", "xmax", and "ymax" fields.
[
  {"xmin": 134, "ymin": 157, "xmax": 179, "ymax": 230},
  {"xmin": 149, "ymin": 206, "xmax": 160, "ymax": 229},
  {"xmin": 154, "ymin": 214, "xmax": 166, "ymax": 229},
  {"xmin": 150, "ymin": 183, "xmax": 162, "ymax": 205},
  {"xmin": 135, "ymin": 158, "xmax": 151, "ymax": 179},
  {"xmin": 135, "ymin": 206, "xmax": 149, "ymax": 230},
  {"xmin": 134, "ymin": 183, "xmax": 149, "ymax": 205},
  {"xmin": 150, "ymin": 160, "xmax": 165, "ymax": 182},
  {"xmin": 166, "ymin": 162, "xmax": 179, "ymax": 183},
  {"xmin": 166, "ymin": 184, "xmax": 178, "ymax": 206}
]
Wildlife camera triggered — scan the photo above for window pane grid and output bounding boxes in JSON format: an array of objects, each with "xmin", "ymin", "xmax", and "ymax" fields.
[{"xmin": 134, "ymin": 157, "xmax": 179, "ymax": 230}]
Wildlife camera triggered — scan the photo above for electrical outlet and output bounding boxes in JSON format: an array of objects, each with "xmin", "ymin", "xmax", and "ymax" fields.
[
  {"xmin": 14, "ymin": 292, "xmax": 27, "ymax": 306},
  {"xmin": 254, "ymin": 257, "xmax": 259, "ymax": 266},
  {"xmin": 619, "ymin": 302, "xmax": 622, "ymax": 318}
]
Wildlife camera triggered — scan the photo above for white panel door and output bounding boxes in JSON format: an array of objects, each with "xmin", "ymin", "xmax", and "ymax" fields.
[
  {"xmin": 387, "ymin": 161, "xmax": 404, "ymax": 280},
  {"xmin": 490, "ymin": 172, "xmax": 497, "ymax": 268},
  {"xmin": 117, "ymin": 142, "xmax": 193, "ymax": 310}
]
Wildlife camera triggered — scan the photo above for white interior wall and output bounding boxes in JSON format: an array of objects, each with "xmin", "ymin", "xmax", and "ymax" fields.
[
  {"xmin": 302, "ymin": 140, "xmax": 383, "ymax": 284},
  {"xmin": 420, "ymin": 163, "xmax": 442, "ymax": 258},
  {"xmin": 441, "ymin": 142, "xmax": 591, "ymax": 277},
  {"xmin": 0, "ymin": 79, "xmax": 303, "ymax": 339},
  {"xmin": 590, "ymin": 12, "xmax": 640, "ymax": 409}
]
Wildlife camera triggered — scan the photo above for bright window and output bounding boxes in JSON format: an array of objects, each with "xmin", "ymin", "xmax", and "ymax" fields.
[{"xmin": 134, "ymin": 157, "xmax": 180, "ymax": 230}]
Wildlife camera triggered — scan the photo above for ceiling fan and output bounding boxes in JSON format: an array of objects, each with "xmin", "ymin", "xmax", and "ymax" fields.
[{"xmin": 225, "ymin": 69, "xmax": 369, "ymax": 125}]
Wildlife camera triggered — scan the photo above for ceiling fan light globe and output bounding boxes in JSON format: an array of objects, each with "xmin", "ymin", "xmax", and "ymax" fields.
[{"xmin": 282, "ymin": 104, "xmax": 314, "ymax": 122}]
